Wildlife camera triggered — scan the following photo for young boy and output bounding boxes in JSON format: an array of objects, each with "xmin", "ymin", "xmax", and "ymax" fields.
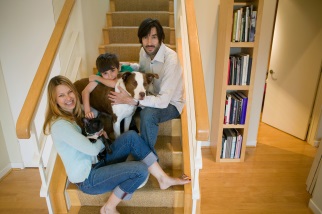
[{"xmin": 82, "ymin": 53, "xmax": 119, "ymax": 119}]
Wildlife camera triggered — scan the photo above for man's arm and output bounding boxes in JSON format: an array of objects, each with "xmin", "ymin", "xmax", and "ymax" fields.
[{"xmin": 82, "ymin": 81, "xmax": 98, "ymax": 118}]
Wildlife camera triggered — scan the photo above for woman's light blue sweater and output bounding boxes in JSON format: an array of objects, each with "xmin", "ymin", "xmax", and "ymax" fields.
[{"xmin": 51, "ymin": 119, "xmax": 104, "ymax": 183}]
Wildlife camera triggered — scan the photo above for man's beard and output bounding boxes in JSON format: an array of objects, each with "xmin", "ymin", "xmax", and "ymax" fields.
[{"xmin": 143, "ymin": 44, "xmax": 160, "ymax": 58}]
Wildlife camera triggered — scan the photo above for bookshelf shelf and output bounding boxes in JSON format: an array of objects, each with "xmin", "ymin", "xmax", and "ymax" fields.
[
  {"xmin": 210, "ymin": 0, "xmax": 263, "ymax": 162},
  {"xmin": 230, "ymin": 42, "xmax": 254, "ymax": 48}
]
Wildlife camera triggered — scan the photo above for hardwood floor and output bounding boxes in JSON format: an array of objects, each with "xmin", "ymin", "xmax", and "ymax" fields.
[
  {"xmin": 200, "ymin": 122, "xmax": 317, "ymax": 214},
  {"xmin": 0, "ymin": 122, "xmax": 317, "ymax": 213},
  {"xmin": 0, "ymin": 168, "xmax": 47, "ymax": 214}
]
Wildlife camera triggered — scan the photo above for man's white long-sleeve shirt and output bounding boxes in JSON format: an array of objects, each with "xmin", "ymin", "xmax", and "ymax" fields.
[{"xmin": 138, "ymin": 43, "xmax": 185, "ymax": 114}]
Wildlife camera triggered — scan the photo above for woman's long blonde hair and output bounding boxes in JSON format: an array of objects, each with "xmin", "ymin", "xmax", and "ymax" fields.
[{"xmin": 43, "ymin": 75, "xmax": 83, "ymax": 135}]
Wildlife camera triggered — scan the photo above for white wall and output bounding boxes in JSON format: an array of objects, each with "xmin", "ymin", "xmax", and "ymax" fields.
[
  {"xmin": 80, "ymin": 0, "xmax": 109, "ymax": 75},
  {"xmin": 0, "ymin": 61, "xmax": 20, "ymax": 177},
  {"xmin": 194, "ymin": 0, "xmax": 219, "ymax": 129},
  {"xmin": 0, "ymin": 0, "xmax": 109, "ymax": 171},
  {"xmin": 0, "ymin": 0, "xmax": 55, "ymax": 168},
  {"xmin": 309, "ymin": 163, "xmax": 322, "ymax": 213}
]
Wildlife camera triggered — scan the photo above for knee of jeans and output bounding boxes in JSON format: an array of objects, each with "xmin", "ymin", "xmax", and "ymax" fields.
[
  {"xmin": 140, "ymin": 108, "xmax": 157, "ymax": 123},
  {"xmin": 133, "ymin": 162, "xmax": 149, "ymax": 177}
]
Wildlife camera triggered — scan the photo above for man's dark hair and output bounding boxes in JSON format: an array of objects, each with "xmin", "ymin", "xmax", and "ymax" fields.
[
  {"xmin": 137, "ymin": 18, "xmax": 165, "ymax": 44},
  {"xmin": 96, "ymin": 53, "xmax": 120, "ymax": 73}
]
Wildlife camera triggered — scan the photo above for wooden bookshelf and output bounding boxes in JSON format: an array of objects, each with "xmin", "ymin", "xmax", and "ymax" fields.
[{"xmin": 210, "ymin": 0, "xmax": 263, "ymax": 162}]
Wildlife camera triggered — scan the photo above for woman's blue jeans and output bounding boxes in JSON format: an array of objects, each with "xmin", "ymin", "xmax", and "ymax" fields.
[
  {"xmin": 140, "ymin": 104, "xmax": 180, "ymax": 156},
  {"xmin": 77, "ymin": 131, "xmax": 157, "ymax": 200}
]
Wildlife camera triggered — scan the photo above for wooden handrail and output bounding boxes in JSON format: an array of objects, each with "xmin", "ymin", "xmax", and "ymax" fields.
[
  {"xmin": 185, "ymin": 0, "xmax": 210, "ymax": 141},
  {"xmin": 16, "ymin": 0, "xmax": 75, "ymax": 139}
]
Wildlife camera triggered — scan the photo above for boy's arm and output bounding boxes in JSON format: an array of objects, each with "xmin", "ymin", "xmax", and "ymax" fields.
[
  {"xmin": 89, "ymin": 75, "xmax": 117, "ymax": 88},
  {"xmin": 82, "ymin": 81, "xmax": 98, "ymax": 118}
]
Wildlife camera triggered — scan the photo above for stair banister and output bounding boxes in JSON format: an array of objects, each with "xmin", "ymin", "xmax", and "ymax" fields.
[
  {"xmin": 16, "ymin": 0, "xmax": 75, "ymax": 139},
  {"xmin": 185, "ymin": 0, "xmax": 210, "ymax": 142},
  {"xmin": 176, "ymin": 0, "xmax": 210, "ymax": 213},
  {"xmin": 15, "ymin": 1, "xmax": 76, "ymax": 213}
]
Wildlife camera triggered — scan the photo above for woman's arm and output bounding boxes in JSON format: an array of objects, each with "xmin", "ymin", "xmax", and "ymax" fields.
[{"xmin": 51, "ymin": 120, "xmax": 104, "ymax": 156}]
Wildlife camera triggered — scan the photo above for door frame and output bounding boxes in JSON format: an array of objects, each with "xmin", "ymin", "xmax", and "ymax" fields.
[
  {"xmin": 307, "ymin": 64, "xmax": 322, "ymax": 146},
  {"xmin": 263, "ymin": 0, "xmax": 322, "ymax": 146}
]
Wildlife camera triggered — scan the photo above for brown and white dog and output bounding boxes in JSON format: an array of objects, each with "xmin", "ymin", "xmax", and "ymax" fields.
[{"xmin": 74, "ymin": 72, "xmax": 158, "ymax": 138}]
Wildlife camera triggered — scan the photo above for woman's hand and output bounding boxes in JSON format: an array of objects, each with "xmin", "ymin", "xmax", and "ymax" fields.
[{"xmin": 100, "ymin": 130, "xmax": 108, "ymax": 139}]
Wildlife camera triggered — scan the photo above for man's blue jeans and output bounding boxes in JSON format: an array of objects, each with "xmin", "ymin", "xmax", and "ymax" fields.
[
  {"xmin": 140, "ymin": 104, "xmax": 180, "ymax": 156},
  {"xmin": 77, "ymin": 131, "xmax": 157, "ymax": 200}
]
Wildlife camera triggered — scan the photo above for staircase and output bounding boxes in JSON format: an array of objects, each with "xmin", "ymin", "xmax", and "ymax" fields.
[
  {"xmin": 66, "ymin": 0, "xmax": 188, "ymax": 213},
  {"xmin": 99, "ymin": 0, "xmax": 175, "ymax": 61}
]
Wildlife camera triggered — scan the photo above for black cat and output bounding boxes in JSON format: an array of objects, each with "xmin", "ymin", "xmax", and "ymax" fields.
[{"xmin": 82, "ymin": 117, "xmax": 113, "ymax": 160}]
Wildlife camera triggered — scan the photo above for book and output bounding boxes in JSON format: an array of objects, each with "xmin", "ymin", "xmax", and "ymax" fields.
[
  {"xmin": 249, "ymin": 10, "xmax": 257, "ymax": 42},
  {"xmin": 223, "ymin": 129, "xmax": 232, "ymax": 158},
  {"xmin": 235, "ymin": 91, "xmax": 248, "ymax": 124},
  {"xmin": 224, "ymin": 94, "xmax": 232, "ymax": 124},
  {"xmin": 244, "ymin": 6, "xmax": 250, "ymax": 42},
  {"xmin": 228, "ymin": 57, "xmax": 232, "ymax": 85},
  {"xmin": 246, "ymin": 57, "xmax": 252, "ymax": 85},
  {"xmin": 234, "ymin": 129, "xmax": 243, "ymax": 158},
  {"xmin": 232, "ymin": 92, "xmax": 242, "ymax": 124},
  {"xmin": 221, "ymin": 134, "xmax": 226, "ymax": 158},
  {"xmin": 228, "ymin": 129, "xmax": 237, "ymax": 158},
  {"xmin": 232, "ymin": 11, "xmax": 238, "ymax": 42},
  {"xmin": 229, "ymin": 94, "xmax": 237, "ymax": 124}
]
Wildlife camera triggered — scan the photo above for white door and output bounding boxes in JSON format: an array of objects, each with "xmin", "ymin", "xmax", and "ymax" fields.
[{"xmin": 262, "ymin": 0, "xmax": 322, "ymax": 140}]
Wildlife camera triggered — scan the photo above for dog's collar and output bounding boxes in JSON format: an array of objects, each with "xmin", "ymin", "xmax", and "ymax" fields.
[{"xmin": 85, "ymin": 129, "xmax": 103, "ymax": 140}]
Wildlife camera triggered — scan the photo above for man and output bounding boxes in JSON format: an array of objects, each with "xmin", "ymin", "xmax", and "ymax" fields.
[{"xmin": 108, "ymin": 18, "xmax": 185, "ymax": 155}]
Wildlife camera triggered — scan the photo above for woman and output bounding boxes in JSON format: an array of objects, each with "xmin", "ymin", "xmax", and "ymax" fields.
[{"xmin": 43, "ymin": 75, "xmax": 190, "ymax": 214}]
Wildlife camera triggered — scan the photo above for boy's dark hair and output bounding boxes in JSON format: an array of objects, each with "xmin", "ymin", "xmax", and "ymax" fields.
[
  {"xmin": 137, "ymin": 18, "xmax": 165, "ymax": 44},
  {"xmin": 96, "ymin": 53, "xmax": 120, "ymax": 73}
]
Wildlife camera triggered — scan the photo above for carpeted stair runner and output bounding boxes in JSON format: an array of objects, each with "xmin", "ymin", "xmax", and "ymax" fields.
[
  {"xmin": 69, "ymin": 0, "xmax": 184, "ymax": 212},
  {"xmin": 68, "ymin": 119, "xmax": 185, "ymax": 212},
  {"xmin": 99, "ymin": 0, "xmax": 175, "ymax": 62},
  {"xmin": 77, "ymin": 206, "xmax": 183, "ymax": 214}
]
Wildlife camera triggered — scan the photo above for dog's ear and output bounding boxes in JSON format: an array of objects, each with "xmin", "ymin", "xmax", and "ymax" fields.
[
  {"xmin": 146, "ymin": 73, "xmax": 159, "ymax": 84},
  {"xmin": 121, "ymin": 72, "xmax": 132, "ymax": 82},
  {"xmin": 82, "ymin": 118, "xmax": 90, "ymax": 126}
]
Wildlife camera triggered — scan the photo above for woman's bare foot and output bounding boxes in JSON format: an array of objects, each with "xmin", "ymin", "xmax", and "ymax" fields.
[
  {"xmin": 100, "ymin": 205, "xmax": 120, "ymax": 214},
  {"xmin": 159, "ymin": 174, "xmax": 191, "ymax": 190}
]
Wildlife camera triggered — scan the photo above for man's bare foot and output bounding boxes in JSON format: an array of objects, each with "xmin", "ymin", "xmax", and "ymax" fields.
[
  {"xmin": 159, "ymin": 174, "xmax": 191, "ymax": 190},
  {"xmin": 100, "ymin": 205, "xmax": 120, "ymax": 214}
]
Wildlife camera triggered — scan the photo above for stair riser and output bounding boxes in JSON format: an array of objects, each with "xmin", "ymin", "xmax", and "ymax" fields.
[
  {"xmin": 107, "ymin": 12, "xmax": 174, "ymax": 27},
  {"xmin": 112, "ymin": 0, "xmax": 172, "ymax": 12},
  {"xmin": 99, "ymin": 45, "xmax": 141, "ymax": 61},
  {"xmin": 73, "ymin": 190, "xmax": 184, "ymax": 207},
  {"xmin": 99, "ymin": 45, "xmax": 176, "ymax": 62},
  {"xmin": 103, "ymin": 27, "xmax": 175, "ymax": 45}
]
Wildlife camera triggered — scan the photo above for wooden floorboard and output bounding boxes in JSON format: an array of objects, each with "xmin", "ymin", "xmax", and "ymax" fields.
[
  {"xmin": 200, "ymin": 122, "xmax": 317, "ymax": 214},
  {"xmin": 0, "ymin": 168, "xmax": 48, "ymax": 214},
  {"xmin": 0, "ymin": 122, "xmax": 317, "ymax": 213}
]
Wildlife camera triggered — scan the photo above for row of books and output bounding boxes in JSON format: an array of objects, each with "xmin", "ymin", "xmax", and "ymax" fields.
[
  {"xmin": 231, "ymin": 5, "xmax": 257, "ymax": 42},
  {"xmin": 221, "ymin": 129, "xmax": 243, "ymax": 159},
  {"xmin": 228, "ymin": 54, "xmax": 252, "ymax": 85},
  {"xmin": 224, "ymin": 91, "xmax": 248, "ymax": 125}
]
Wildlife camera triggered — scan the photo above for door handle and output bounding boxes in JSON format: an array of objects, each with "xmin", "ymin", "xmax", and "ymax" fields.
[{"xmin": 269, "ymin": 69, "xmax": 277, "ymax": 80}]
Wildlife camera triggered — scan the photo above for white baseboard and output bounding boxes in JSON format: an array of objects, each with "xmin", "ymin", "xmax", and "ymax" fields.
[
  {"xmin": 11, "ymin": 162, "xmax": 24, "ymax": 169},
  {"xmin": 0, "ymin": 163, "xmax": 24, "ymax": 179},
  {"xmin": 309, "ymin": 198, "xmax": 322, "ymax": 214},
  {"xmin": 246, "ymin": 140, "xmax": 257, "ymax": 147},
  {"xmin": 0, "ymin": 164, "xmax": 12, "ymax": 179}
]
